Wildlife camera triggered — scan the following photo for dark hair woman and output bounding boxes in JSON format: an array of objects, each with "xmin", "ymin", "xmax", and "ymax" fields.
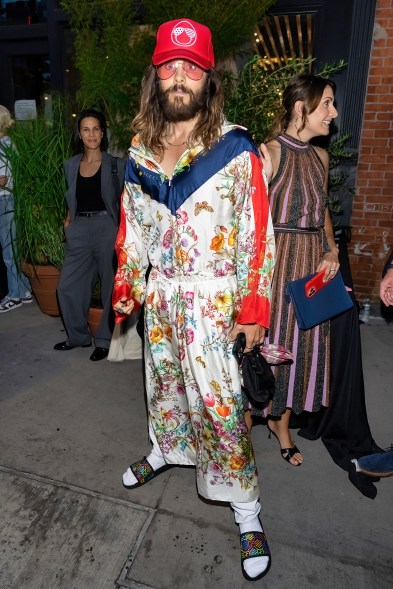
[
  {"xmin": 259, "ymin": 75, "xmax": 380, "ymax": 496},
  {"xmin": 73, "ymin": 108, "xmax": 109, "ymax": 154},
  {"xmin": 54, "ymin": 108, "xmax": 126, "ymax": 361},
  {"xmin": 257, "ymin": 74, "xmax": 339, "ymax": 465}
]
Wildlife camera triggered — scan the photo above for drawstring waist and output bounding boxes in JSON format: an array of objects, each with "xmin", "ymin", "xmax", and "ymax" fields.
[{"xmin": 150, "ymin": 268, "xmax": 236, "ymax": 285}]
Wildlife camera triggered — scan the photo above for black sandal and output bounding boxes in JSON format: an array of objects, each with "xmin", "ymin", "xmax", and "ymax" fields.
[
  {"xmin": 268, "ymin": 424, "xmax": 302, "ymax": 466},
  {"xmin": 280, "ymin": 445, "xmax": 302, "ymax": 466},
  {"xmin": 123, "ymin": 456, "xmax": 174, "ymax": 489},
  {"xmin": 240, "ymin": 527, "xmax": 271, "ymax": 581}
]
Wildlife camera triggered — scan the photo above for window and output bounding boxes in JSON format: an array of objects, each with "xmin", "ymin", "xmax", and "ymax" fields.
[
  {"xmin": 0, "ymin": 0, "xmax": 47, "ymax": 26},
  {"xmin": 254, "ymin": 13, "xmax": 315, "ymax": 72}
]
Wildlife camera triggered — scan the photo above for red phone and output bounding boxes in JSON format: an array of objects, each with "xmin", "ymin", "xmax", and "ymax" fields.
[{"xmin": 305, "ymin": 269, "xmax": 328, "ymax": 298}]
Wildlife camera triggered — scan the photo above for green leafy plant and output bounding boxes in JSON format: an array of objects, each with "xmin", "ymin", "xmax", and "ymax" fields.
[
  {"xmin": 5, "ymin": 96, "xmax": 72, "ymax": 269},
  {"xmin": 60, "ymin": 0, "xmax": 149, "ymax": 150},
  {"xmin": 327, "ymin": 133, "xmax": 356, "ymax": 216}
]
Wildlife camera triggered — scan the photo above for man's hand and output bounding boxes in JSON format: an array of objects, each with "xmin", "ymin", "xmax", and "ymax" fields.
[
  {"xmin": 229, "ymin": 323, "xmax": 266, "ymax": 350},
  {"xmin": 380, "ymin": 268, "xmax": 393, "ymax": 306},
  {"xmin": 113, "ymin": 297, "xmax": 135, "ymax": 316}
]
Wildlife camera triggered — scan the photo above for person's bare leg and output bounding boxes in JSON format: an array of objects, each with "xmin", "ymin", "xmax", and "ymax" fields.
[
  {"xmin": 267, "ymin": 409, "xmax": 303, "ymax": 465},
  {"xmin": 244, "ymin": 409, "xmax": 253, "ymax": 432}
]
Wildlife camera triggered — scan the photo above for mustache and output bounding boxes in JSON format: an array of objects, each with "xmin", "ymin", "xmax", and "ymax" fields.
[{"xmin": 165, "ymin": 84, "xmax": 192, "ymax": 95}]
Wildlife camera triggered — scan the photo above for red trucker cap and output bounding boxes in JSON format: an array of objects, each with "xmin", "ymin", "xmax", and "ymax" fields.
[{"xmin": 152, "ymin": 19, "xmax": 215, "ymax": 70}]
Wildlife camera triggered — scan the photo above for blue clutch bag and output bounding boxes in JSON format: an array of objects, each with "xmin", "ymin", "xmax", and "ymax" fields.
[{"xmin": 286, "ymin": 270, "xmax": 354, "ymax": 330}]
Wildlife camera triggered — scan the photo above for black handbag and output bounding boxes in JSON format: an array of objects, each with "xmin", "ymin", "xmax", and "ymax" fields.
[
  {"xmin": 286, "ymin": 270, "xmax": 354, "ymax": 330},
  {"xmin": 232, "ymin": 332, "xmax": 275, "ymax": 407}
]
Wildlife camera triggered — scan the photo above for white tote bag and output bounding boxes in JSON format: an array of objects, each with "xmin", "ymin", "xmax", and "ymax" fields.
[{"xmin": 108, "ymin": 309, "xmax": 143, "ymax": 361}]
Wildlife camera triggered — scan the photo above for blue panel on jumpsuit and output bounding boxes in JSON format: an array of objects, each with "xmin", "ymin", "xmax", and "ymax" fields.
[{"xmin": 125, "ymin": 129, "xmax": 260, "ymax": 216}]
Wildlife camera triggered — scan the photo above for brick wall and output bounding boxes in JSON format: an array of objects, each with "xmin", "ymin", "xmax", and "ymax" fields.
[{"xmin": 349, "ymin": 0, "xmax": 393, "ymax": 304}]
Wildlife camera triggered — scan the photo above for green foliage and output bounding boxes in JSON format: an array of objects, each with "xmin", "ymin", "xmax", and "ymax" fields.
[
  {"xmin": 61, "ymin": 0, "xmax": 149, "ymax": 150},
  {"xmin": 327, "ymin": 134, "xmax": 356, "ymax": 216},
  {"xmin": 328, "ymin": 133, "xmax": 354, "ymax": 169},
  {"xmin": 4, "ymin": 96, "xmax": 72, "ymax": 268}
]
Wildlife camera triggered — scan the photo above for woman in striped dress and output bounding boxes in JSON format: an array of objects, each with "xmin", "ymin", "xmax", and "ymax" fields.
[{"xmin": 259, "ymin": 74, "xmax": 339, "ymax": 465}]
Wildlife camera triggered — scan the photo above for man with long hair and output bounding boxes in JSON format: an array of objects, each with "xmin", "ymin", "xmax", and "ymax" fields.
[{"xmin": 113, "ymin": 19, "xmax": 275, "ymax": 581}]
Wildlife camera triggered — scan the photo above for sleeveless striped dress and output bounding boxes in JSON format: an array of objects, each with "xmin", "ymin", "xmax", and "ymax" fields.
[{"xmin": 265, "ymin": 133, "xmax": 330, "ymax": 416}]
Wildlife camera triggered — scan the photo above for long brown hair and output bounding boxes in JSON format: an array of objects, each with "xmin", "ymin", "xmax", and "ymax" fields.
[
  {"xmin": 265, "ymin": 74, "xmax": 336, "ymax": 142},
  {"xmin": 132, "ymin": 65, "xmax": 224, "ymax": 159}
]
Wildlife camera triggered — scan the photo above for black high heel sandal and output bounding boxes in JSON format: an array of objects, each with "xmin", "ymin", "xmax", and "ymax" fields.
[{"xmin": 267, "ymin": 425, "xmax": 302, "ymax": 466}]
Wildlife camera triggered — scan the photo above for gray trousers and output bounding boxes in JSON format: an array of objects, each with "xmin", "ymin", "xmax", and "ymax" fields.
[{"xmin": 57, "ymin": 215, "xmax": 117, "ymax": 348}]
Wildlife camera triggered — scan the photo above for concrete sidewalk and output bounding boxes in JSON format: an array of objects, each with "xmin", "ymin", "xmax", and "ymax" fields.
[{"xmin": 0, "ymin": 301, "xmax": 392, "ymax": 589}]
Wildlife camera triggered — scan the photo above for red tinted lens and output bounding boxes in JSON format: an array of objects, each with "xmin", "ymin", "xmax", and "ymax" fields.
[
  {"xmin": 156, "ymin": 62, "xmax": 177, "ymax": 80},
  {"xmin": 182, "ymin": 61, "xmax": 204, "ymax": 80},
  {"xmin": 156, "ymin": 61, "xmax": 204, "ymax": 81}
]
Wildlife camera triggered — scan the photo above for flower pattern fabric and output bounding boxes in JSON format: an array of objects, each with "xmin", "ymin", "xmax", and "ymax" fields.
[{"xmin": 113, "ymin": 124, "xmax": 275, "ymax": 502}]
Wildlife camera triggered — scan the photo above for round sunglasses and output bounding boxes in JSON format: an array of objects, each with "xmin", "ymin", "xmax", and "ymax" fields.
[{"xmin": 156, "ymin": 60, "xmax": 206, "ymax": 81}]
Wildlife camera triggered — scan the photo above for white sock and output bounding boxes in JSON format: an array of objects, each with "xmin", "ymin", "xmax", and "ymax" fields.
[
  {"xmin": 122, "ymin": 446, "xmax": 166, "ymax": 487},
  {"xmin": 231, "ymin": 500, "xmax": 270, "ymax": 579}
]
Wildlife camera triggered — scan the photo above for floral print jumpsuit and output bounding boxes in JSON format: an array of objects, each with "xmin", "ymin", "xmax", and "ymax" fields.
[{"xmin": 113, "ymin": 124, "xmax": 275, "ymax": 502}]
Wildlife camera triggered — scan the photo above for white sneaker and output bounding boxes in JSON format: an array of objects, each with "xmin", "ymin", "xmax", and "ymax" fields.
[
  {"xmin": 22, "ymin": 293, "xmax": 33, "ymax": 304},
  {"xmin": 0, "ymin": 296, "xmax": 23, "ymax": 313}
]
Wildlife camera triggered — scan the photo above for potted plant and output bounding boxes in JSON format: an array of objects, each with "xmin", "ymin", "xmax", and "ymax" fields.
[{"xmin": 5, "ymin": 96, "xmax": 72, "ymax": 316}]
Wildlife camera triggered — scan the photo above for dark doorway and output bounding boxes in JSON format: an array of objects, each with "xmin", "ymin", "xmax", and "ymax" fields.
[
  {"xmin": 0, "ymin": 0, "xmax": 47, "ymax": 26},
  {"xmin": 11, "ymin": 53, "xmax": 51, "ymax": 106},
  {"xmin": 0, "ymin": 36, "xmax": 49, "ymax": 110}
]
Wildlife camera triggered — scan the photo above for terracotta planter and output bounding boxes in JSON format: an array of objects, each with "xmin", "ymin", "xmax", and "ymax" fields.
[
  {"xmin": 87, "ymin": 306, "xmax": 104, "ymax": 337},
  {"xmin": 21, "ymin": 262, "xmax": 60, "ymax": 317}
]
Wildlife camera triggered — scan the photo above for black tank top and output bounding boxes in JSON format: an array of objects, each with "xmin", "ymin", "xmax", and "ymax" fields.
[{"xmin": 76, "ymin": 166, "xmax": 106, "ymax": 212}]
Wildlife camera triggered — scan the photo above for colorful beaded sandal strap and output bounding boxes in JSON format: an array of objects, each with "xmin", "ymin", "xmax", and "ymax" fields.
[
  {"xmin": 240, "ymin": 531, "xmax": 270, "ymax": 560},
  {"xmin": 130, "ymin": 457, "xmax": 155, "ymax": 485}
]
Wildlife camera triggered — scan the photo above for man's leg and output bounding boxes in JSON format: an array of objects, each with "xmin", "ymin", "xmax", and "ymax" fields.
[
  {"xmin": 357, "ymin": 450, "xmax": 393, "ymax": 477},
  {"xmin": 122, "ymin": 422, "xmax": 168, "ymax": 487},
  {"xmin": 231, "ymin": 499, "xmax": 271, "ymax": 580}
]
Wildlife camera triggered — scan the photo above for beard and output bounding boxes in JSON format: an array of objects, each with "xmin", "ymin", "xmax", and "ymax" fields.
[{"xmin": 158, "ymin": 82, "xmax": 208, "ymax": 122}]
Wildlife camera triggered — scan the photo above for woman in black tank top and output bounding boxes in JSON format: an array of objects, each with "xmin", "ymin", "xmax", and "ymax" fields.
[{"xmin": 54, "ymin": 108, "xmax": 125, "ymax": 361}]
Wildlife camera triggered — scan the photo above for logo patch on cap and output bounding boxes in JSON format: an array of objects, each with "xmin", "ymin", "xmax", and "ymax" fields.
[{"xmin": 171, "ymin": 20, "xmax": 197, "ymax": 47}]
